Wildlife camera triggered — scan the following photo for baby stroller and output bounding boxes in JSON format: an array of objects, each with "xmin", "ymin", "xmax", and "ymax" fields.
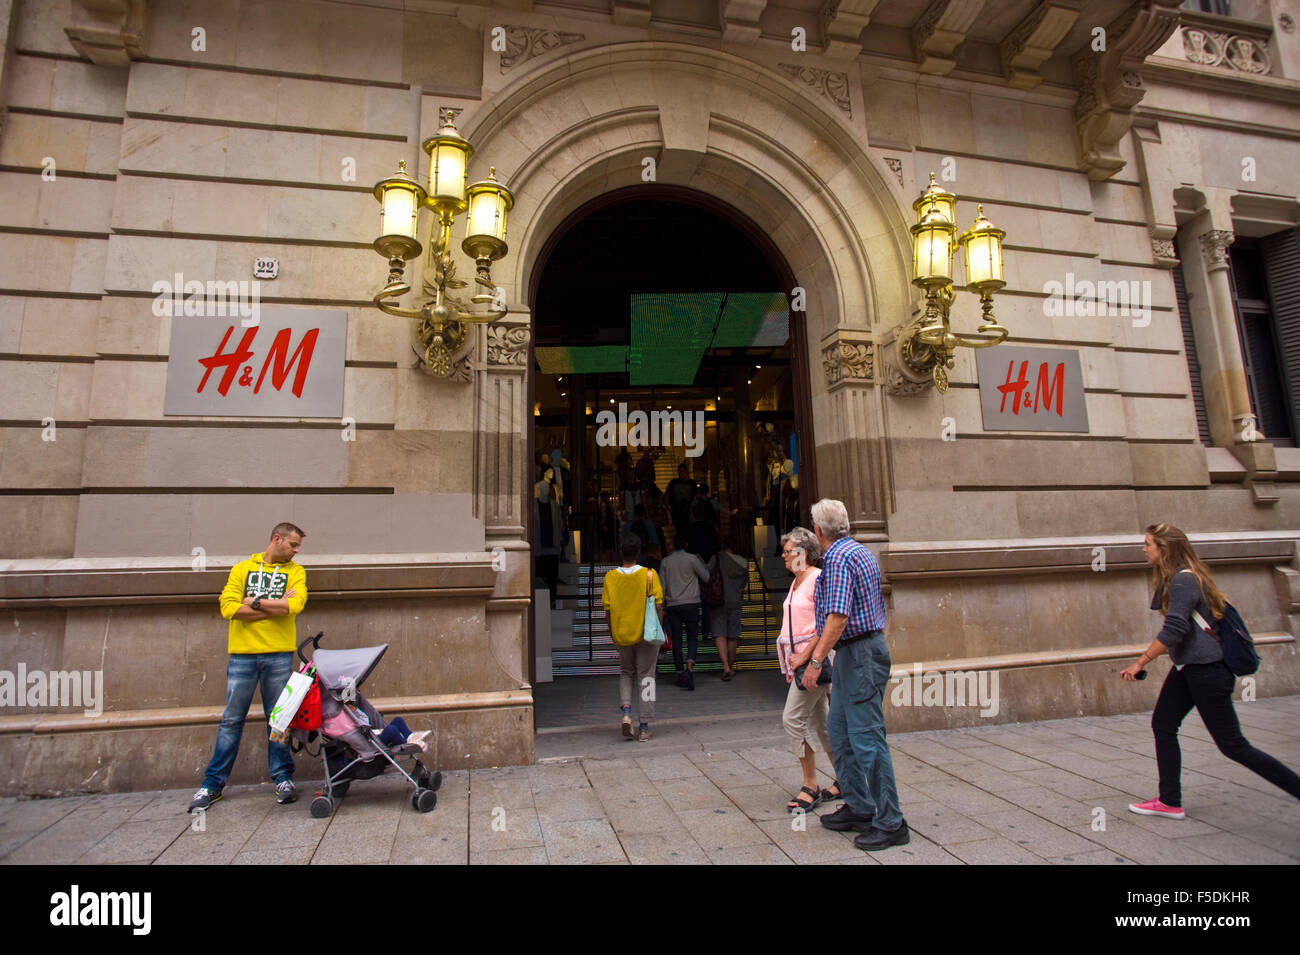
[{"xmin": 294, "ymin": 633, "xmax": 442, "ymax": 819}]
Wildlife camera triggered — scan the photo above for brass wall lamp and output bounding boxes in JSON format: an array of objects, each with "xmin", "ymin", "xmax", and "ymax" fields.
[
  {"xmin": 370, "ymin": 108, "xmax": 515, "ymax": 377},
  {"xmin": 900, "ymin": 173, "xmax": 1009, "ymax": 393}
]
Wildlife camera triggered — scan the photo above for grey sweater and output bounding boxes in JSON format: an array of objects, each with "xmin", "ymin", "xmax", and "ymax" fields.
[{"xmin": 1151, "ymin": 570, "xmax": 1224, "ymax": 666}]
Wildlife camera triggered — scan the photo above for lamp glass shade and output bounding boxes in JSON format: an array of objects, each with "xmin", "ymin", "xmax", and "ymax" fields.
[
  {"xmin": 466, "ymin": 184, "xmax": 507, "ymax": 243},
  {"xmin": 960, "ymin": 207, "xmax": 1006, "ymax": 291},
  {"xmin": 429, "ymin": 139, "xmax": 468, "ymax": 204},
  {"xmin": 911, "ymin": 214, "xmax": 955, "ymax": 285},
  {"xmin": 371, "ymin": 161, "xmax": 425, "ymax": 260},
  {"xmin": 379, "ymin": 182, "xmax": 419, "ymax": 243}
]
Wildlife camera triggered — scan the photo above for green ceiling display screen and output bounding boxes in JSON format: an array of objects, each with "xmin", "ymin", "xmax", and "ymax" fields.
[
  {"xmin": 535, "ymin": 345, "xmax": 629, "ymax": 375},
  {"xmin": 536, "ymin": 292, "xmax": 789, "ymax": 385}
]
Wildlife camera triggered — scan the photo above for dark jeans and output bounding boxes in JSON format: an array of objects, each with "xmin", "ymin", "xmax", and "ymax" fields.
[
  {"xmin": 826, "ymin": 632, "xmax": 903, "ymax": 831},
  {"xmin": 666, "ymin": 603, "xmax": 700, "ymax": 671},
  {"xmin": 201, "ymin": 652, "xmax": 296, "ymax": 791},
  {"xmin": 1152, "ymin": 661, "xmax": 1300, "ymax": 806}
]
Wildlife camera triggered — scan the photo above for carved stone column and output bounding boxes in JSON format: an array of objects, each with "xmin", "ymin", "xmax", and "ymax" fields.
[
  {"xmin": 1196, "ymin": 229, "xmax": 1278, "ymax": 503},
  {"xmin": 819, "ymin": 330, "xmax": 888, "ymax": 538},
  {"xmin": 475, "ymin": 317, "xmax": 531, "ymax": 542}
]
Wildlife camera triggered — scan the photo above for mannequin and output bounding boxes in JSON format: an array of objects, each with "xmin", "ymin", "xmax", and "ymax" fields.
[{"xmin": 535, "ymin": 467, "xmax": 564, "ymax": 606}]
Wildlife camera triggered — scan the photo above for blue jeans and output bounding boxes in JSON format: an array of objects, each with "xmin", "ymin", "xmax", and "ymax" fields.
[
  {"xmin": 201, "ymin": 652, "xmax": 296, "ymax": 791},
  {"xmin": 666, "ymin": 603, "xmax": 700, "ymax": 671},
  {"xmin": 826, "ymin": 632, "xmax": 903, "ymax": 831}
]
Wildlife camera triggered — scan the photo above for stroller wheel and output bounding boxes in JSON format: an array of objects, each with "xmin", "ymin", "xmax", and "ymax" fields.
[
  {"xmin": 412, "ymin": 788, "xmax": 438, "ymax": 813},
  {"xmin": 310, "ymin": 795, "xmax": 333, "ymax": 819}
]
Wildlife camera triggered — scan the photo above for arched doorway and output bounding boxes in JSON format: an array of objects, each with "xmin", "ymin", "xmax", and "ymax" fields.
[
  {"xmin": 528, "ymin": 186, "xmax": 819, "ymax": 683},
  {"xmin": 454, "ymin": 41, "xmax": 914, "ymax": 716}
]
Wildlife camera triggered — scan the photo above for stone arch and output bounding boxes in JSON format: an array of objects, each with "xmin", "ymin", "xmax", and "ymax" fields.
[{"xmin": 461, "ymin": 41, "xmax": 913, "ymax": 537}]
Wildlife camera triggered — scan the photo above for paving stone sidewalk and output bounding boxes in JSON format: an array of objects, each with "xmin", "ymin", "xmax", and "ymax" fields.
[{"xmin": 3, "ymin": 696, "xmax": 1298, "ymax": 865}]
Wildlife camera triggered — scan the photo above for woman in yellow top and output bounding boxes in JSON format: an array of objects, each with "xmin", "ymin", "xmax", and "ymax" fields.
[{"xmin": 602, "ymin": 534, "xmax": 665, "ymax": 741}]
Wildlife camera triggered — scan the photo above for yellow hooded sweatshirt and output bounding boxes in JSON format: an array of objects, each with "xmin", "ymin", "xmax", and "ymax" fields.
[{"xmin": 219, "ymin": 552, "xmax": 308, "ymax": 654}]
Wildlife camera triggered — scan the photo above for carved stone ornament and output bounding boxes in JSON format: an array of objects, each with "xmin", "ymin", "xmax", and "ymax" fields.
[
  {"xmin": 1151, "ymin": 236, "xmax": 1176, "ymax": 260},
  {"xmin": 499, "ymin": 26, "xmax": 584, "ymax": 72},
  {"xmin": 884, "ymin": 357, "xmax": 932, "ymax": 396},
  {"xmin": 1182, "ymin": 27, "xmax": 1271, "ymax": 74},
  {"xmin": 1073, "ymin": 0, "xmax": 1182, "ymax": 181},
  {"xmin": 486, "ymin": 323, "xmax": 530, "ymax": 366},
  {"xmin": 777, "ymin": 64, "xmax": 852, "ymax": 116},
  {"xmin": 884, "ymin": 157, "xmax": 904, "ymax": 187},
  {"xmin": 1199, "ymin": 230, "xmax": 1234, "ymax": 270},
  {"xmin": 823, "ymin": 341, "xmax": 874, "ymax": 387},
  {"xmin": 64, "ymin": 0, "xmax": 149, "ymax": 67},
  {"xmin": 451, "ymin": 353, "xmax": 473, "ymax": 383}
]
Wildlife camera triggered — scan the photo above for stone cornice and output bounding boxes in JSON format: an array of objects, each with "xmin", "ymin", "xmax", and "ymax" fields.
[
  {"xmin": 1000, "ymin": 0, "xmax": 1082, "ymax": 91},
  {"xmin": 913, "ymin": 0, "xmax": 987, "ymax": 76}
]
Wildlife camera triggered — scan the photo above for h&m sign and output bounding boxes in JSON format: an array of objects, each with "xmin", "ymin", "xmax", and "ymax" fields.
[
  {"xmin": 975, "ymin": 345, "xmax": 1089, "ymax": 433},
  {"xmin": 164, "ymin": 308, "xmax": 346, "ymax": 418}
]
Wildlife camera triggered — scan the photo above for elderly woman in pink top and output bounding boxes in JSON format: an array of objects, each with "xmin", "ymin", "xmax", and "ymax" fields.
[{"xmin": 777, "ymin": 526, "xmax": 840, "ymax": 812}]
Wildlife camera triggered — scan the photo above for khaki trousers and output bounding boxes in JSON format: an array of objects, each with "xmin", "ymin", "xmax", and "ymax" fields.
[
  {"xmin": 618, "ymin": 641, "xmax": 659, "ymax": 723},
  {"xmin": 782, "ymin": 676, "xmax": 831, "ymax": 759}
]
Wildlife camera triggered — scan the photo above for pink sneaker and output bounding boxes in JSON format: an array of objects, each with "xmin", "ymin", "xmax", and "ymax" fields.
[{"xmin": 1129, "ymin": 798, "xmax": 1185, "ymax": 820}]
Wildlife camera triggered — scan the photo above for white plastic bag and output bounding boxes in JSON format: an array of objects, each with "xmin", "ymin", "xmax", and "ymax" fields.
[{"xmin": 268, "ymin": 669, "xmax": 314, "ymax": 741}]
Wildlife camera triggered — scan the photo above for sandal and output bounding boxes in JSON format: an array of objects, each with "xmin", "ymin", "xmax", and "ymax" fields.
[
  {"xmin": 821, "ymin": 780, "xmax": 843, "ymax": 802},
  {"xmin": 787, "ymin": 786, "xmax": 822, "ymax": 812}
]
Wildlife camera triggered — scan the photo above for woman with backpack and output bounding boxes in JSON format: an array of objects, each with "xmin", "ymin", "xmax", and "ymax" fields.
[{"xmin": 1121, "ymin": 522, "xmax": 1300, "ymax": 818}]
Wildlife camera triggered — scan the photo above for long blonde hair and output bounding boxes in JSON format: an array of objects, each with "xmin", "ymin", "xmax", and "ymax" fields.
[{"xmin": 1146, "ymin": 522, "xmax": 1226, "ymax": 620}]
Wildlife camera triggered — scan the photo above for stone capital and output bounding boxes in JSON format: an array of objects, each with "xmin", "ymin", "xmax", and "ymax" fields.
[{"xmin": 1198, "ymin": 230, "xmax": 1234, "ymax": 271}]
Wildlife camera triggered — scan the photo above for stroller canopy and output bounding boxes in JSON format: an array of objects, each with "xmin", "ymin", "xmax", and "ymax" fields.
[{"xmin": 313, "ymin": 644, "xmax": 388, "ymax": 691}]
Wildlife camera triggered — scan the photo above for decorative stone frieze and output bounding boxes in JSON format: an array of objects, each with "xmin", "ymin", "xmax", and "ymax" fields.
[
  {"xmin": 777, "ymin": 64, "xmax": 851, "ymax": 116},
  {"xmin": 499, "ymin": 26, "xmax": 584, "ymax": 72},
  {"xmin": 823, "ymin": 340, "xmax": 874, "ymax": 387},
  {"xmin": 486, "ymin": 323, "xmax": 530, "ymax": 366},
  {"xmin": 1181, "ymin": 27, "xmax": 1271, "ymax": 74}
]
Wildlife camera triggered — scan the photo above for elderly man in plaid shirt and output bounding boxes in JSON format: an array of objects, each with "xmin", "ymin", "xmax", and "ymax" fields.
[{"xmin": 800, "ymin": 498, "xmax": 908, "ymax": 850}]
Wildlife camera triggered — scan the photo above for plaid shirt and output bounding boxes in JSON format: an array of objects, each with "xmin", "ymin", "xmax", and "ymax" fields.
[{"xmin": 813, "ymin": 536, "xmax": 886, "ymax": 639}]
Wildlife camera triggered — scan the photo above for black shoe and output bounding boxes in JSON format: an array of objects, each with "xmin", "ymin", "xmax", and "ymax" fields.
[
  {"xmin": 684, "ymin": 669, "xmax": 695, "ymax": 691},
  {"xmin": 854, "ymin": 821, "xmax": 910, "ymax": 851},
  {"xmin": 819, "ymin": 804, "xmax": 874, "ymax": 832},
  {"xmin": 674, "ymin": 671, "xmax": 687, "ymax": 687}
]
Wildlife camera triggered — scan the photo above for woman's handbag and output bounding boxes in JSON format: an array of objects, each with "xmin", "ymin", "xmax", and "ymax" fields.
[
  {"xmin": 642, "ymin": 569, "xmax": 666, "ymax": 646},
  {"xmin": 788, "ymin": 598, "xmax": 831, "ymax": 690}
]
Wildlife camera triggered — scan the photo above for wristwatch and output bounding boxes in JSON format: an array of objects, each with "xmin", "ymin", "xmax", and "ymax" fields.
[
  {"xmin": 251, "ymin": 597, "xmax": 262, "ymax": 611},
  {"xmin": 809, "ymin": 657, "xmax": 823, "ymax": 669}
]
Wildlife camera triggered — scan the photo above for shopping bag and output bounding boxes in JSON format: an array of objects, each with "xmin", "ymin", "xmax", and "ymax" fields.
[
  {"xmin": 642, "ymin": 570, "xmax": 666, "ymax": 646},
  {"xmin": 269, "ymin": 665, "xmax": 315, "ymax": 741}
]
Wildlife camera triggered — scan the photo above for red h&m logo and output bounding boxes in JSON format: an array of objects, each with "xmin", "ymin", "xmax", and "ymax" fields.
[
  {"xmin": 196, "ymin": 326, "xmax": 320, "ymax": 398},
  {"xmin": 997, "ymin": 360, "xmax": 1065, "ymax": 416}
]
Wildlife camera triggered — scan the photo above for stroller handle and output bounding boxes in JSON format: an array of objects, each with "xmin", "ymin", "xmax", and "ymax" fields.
[{"xmin": 298, "ymin": 631, "xmax": 324, "ymax": 665}]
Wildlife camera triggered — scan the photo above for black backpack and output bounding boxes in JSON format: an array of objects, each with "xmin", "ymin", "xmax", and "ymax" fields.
[{"xmin": 1182, "ymin": 572, "xmax": 1260, "ymax": 676}]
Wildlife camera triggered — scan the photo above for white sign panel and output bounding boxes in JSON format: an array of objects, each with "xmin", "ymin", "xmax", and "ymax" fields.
[{"xmin": 164, "ymin": 307, "xmax": 347, "ymax": 418}]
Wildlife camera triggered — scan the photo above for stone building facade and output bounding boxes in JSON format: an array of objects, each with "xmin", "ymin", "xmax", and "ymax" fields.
[{"xmin": 1, "ymin": 0, "xmax": 1298, "ymax": 794}]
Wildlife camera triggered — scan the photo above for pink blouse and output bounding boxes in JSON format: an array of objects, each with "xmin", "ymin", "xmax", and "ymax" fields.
[{"xmin": 777, "ymin": 569, "xmax": 821, "ymax": 676}]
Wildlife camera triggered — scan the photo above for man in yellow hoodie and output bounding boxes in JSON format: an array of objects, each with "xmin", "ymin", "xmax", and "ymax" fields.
[{"xmin": 188, "ymin": 523, "xmax": 308, "ymax": 812}]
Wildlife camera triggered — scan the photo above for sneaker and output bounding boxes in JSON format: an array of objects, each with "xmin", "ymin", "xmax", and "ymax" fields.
[
  {"xmin": 1129, "ymin": 797, "xmax": 1185, "ymax": 820},
  {"xmin": 638, "ymin": 724, "xmax": 651, "ymax": 742},
  {"xmin": 854, "ymin": 820, "xmax": 910, "ymax": 851},
  {"xmin": 187, "ymin": 787, "xmax": 221, "ymax": 813},
  {"xmin": 819, "ymin": 803, "xmax": 875, "ymax": 832},
  {"xmin": 275, "ymin": 779, "xmax": 298, "ymax": 805},
  {"xmin": 621, "ymin": 714, "xmax": 634, "ymax": 739}
]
